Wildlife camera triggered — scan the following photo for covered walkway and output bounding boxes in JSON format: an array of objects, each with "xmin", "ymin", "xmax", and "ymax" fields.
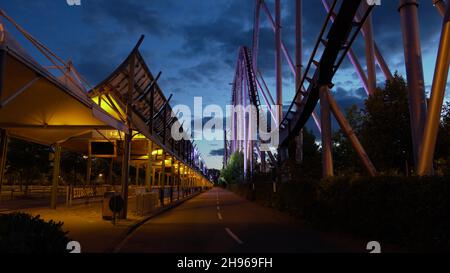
[{"xmin": 0, "ymin": 11, "xmax": 212, "ymax": 218}]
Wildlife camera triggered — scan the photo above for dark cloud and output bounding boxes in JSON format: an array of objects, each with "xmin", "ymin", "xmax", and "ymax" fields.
[
  {"xmin": 80, "ymin": 0, "xmax": 167, "ymax": 36},
  {"xmin": 209, "ymin": 148, "xmax": 225, "ymax": 156},
  {"xmin": 2, "ymin": 0, "xmax": 447, "ymax": 169}
]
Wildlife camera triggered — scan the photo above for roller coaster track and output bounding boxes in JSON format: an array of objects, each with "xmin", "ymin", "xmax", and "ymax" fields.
[
  {"xmin": 229, "ymin": 0, "xmax": 374, "ymax": 171},
  {"xmin": 278, "ymin": 0, "xmax": 373, "ymax": 147},
  {"xmin": 231, "ymin": 46, "xmax": 278, "ymax": 166}
]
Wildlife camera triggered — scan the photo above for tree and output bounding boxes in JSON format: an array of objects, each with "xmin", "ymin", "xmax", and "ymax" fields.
[
  {"xmin": 60, "ymin": 151, "xmax": 86, "ymax": 186},
  {"xmin": 436, "ymin": 102, "xmax": 450, "ymax": 175},
  {"xmin": 333, "ymin": 73, "xmax": 414, "ymax": 175},
  {"xmin": 333, "ymin": 105, "xmax": 364, "ymax": 175},
  {"xmin": 361, "ymin": 73, "xmax": 413, "ymax": 173},
  {"xmin": 6, "ymin": 138, "xmax": 51, "ymax": 192},
  {"xmin": 220, "ymin": 151, "xmax": 244, "ymax": 184},
  {"xmin": 289, "ymin": 129, "xmax": 322, "ymax": 180}
]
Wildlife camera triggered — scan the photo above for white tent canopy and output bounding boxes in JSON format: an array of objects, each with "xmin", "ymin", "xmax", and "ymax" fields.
[{"xmin": 0, "ymin": 26, "xmax": 127, "ymax": 146}]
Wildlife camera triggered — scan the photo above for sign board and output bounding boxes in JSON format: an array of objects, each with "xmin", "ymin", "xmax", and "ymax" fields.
[
  {"xmin": 89, "ymin": 140, "xmax": 117, "ymax": 158},
  {"xmin": 109, "ymin": 195, "xmax": 124, "ymax": 213}
]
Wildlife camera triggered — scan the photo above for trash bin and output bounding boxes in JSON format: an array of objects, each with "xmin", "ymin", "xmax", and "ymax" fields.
[{"xmin": 102, "ymin": 191, "xmax": 121, "ymax": 220}]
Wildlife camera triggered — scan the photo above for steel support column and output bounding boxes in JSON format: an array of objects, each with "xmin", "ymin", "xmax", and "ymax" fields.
[
  {"xmin": 252, "ymin": 0, "xmax": 261, "ymax": 70},
  {"xmin": 50, "ymin": 144, "xmax": 62, "ymax": 209},
  {"xmin": 170, "ymin": 157, "xmax": 175, "ymax": 202},
  {"xmin": 363, "ymin": 3, "xmax": 377, "ymax": 95},
  {"xmin": 275, "ymin": 0, "xmax": 283, "ymax": 124},
  {"xmin": 295, "ymin": 0, "xmax": 304, "ymax": 164},
  {"xmin": 86, "ymin": 153, "xmax": 92, "ymax": 185},
  {"xmin": 320, "ymin": 86, "xmax": 334, "ymax": 177},
  {"xmin": 120, "ymin": 132, "xmax": 131, "ymax": 218},
  {"xmin": 399, "ymin": 0, "xmax": 428, "ymax": 169},
  {"xmin": 0, "ymin": 47, "xmax": 5, "ymax": 100},
  {"xmin": 433, "ymin": 0, "xmax": 448, "ymax": 16},
  {"xmin": 161, "ymin": 152, "xmax": 166, "ymax": 205},
  {"xmin": 418, "ymin": 4, "xmax": 450, "ymax": 175},
  {"xmin": 177, "ymin": 161, "xmax": 181, "ymax": 200},
  {"xmin": 120, "ymin": 52, "xmax": 136, "ymax": 219},
  {"xmin": 0, "ymin": 129, "xmax": 8, "ymax": 194},
  {"xmin": 145, "ymin": 141, "xmax": 153, "ymax": 190}
]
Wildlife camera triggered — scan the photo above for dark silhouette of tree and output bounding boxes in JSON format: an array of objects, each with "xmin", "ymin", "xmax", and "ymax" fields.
[
  {"xmin": 333, "ymin": 73, "xmax": 414, "ymax": 175},
  {"xmin": 436, "ymin": 103, "xmax": 450, "ymax": 175},
  {"xmin": 60, "ymin": 151, "xmax": 86, "ymax": 186},
  {"xmin": 333, "ymin": 105, "xmax": 364, "ymax": 175},
  {"xmin": 6, "ymin": 138, "xmax": 51, "ymax": 192},
  {"xmin": 289, "ymin": 129, "xmax": 322, "ymax": 180}
]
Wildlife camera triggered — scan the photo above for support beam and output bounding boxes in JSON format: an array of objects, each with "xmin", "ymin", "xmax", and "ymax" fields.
[
  {"xmin": 50, "ymin": 144, "xmax": 62, "ymax": 209},
  {"xmin": 145, "ymin": 141, "xmax": 153, "ymax": 190},
  {"xmin": 135, "ymin": 163, "xmax": 140, "ymax": 185},
  {"xmin": 252, "ymin": 0, "xmax": 261, "ymax": 70},
  {"xmin": 86, "ymin": 153, "xmax": 92, "ymax": 185},
  {"xmin": 326, "ymin": 91, "xmax": 378, "ymax": 177},
  {"xmin": 177, "ymin": 161, "xmax": 181, "ymax": 200},
  {"xmin": 295, "ymin": 0, "xmax": 304, "ymax": 164},
  {"xmin": 0, "ymin": 42, "xmax": 5, "ymax": 98},
  {"xmin": 170, "ymin": 157, "xmax": 175, "ymax": 202},
  {"xmin": 433, "ymin": 0, "xmax": 448, "ymax": 16},
  {"xmin": 275, "ymin": 0, "xmax": 283, "ymax": 124},
  {"xmin": 1, "ymin": 77, "xmax": 41, "ymax": 107},
  {"xmin": 0, "ymin": 129, "xmax": 8, "ymax": 194},
  {"xmin": 362, "ymin": 3, "xmax": 377, "ymax": 95},
  {"xmin": 418, "ymin": 4, "xmax": 450, "ymax": 175},
  {"xmin": 161, "ymin": 153, "xmax": 166, "ymax": 205},
  {"xmin": 120, "ymin": 132, "xmax": 131, "ymax": 218},
  {"xmin": 319, "ymin": 86, "xmax": 333, "ymax": 177},
  {"xmin": 120, "ymin": 52, "xmax": 135, "ymax": 219},
  {"xmin": 399, "ymin": 0, "xmax": 428, "ymax": 169}
]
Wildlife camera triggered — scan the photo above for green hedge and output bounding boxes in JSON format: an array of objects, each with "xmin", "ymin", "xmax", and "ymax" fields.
[
  {"xmin": 0, "ymin": 213, "xmax": 71, "ymax": 253},
  {"xmin": 229, "ymin": 176, "xmax": 450, "ymax": 251}
]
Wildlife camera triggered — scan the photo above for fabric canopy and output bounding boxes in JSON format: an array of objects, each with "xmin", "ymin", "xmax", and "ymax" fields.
[{"xmin": 0, "ymin": 27, "xmax": 127, "ymax": 146}]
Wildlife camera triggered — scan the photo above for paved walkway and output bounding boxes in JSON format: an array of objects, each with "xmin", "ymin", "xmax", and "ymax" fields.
[
  {"xmin": 2, "ymin": 194, "xmax": 192, "ymax": 252},
  {"xmin": 119, "ymin": 188, "xmax": 371, "ymax": 253}
]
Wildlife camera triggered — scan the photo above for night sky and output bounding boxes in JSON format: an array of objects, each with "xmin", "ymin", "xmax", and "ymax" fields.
[{"xmin": 1, "ymin": 0, "xmax": 448, "ymax": 169}]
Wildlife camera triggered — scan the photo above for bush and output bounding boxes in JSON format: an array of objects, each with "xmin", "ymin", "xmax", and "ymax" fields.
[
  {"xmin": 0, "ymin": 213, "xmax": 71, "ymax": 253},
  {"xmin": 229, "ymin": 176, "xmax": 450, "ymax": 251}
]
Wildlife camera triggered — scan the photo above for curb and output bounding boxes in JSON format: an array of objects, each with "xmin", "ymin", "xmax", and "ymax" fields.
[{"xmin": 111, "ymin": 191, "xmax": 204, "ymax": 253}]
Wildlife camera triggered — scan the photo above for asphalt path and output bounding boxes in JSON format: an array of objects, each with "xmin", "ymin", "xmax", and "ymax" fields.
[{"xmin": 119, "ymin": 188, "xmax": 366, "ymax": 253}]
